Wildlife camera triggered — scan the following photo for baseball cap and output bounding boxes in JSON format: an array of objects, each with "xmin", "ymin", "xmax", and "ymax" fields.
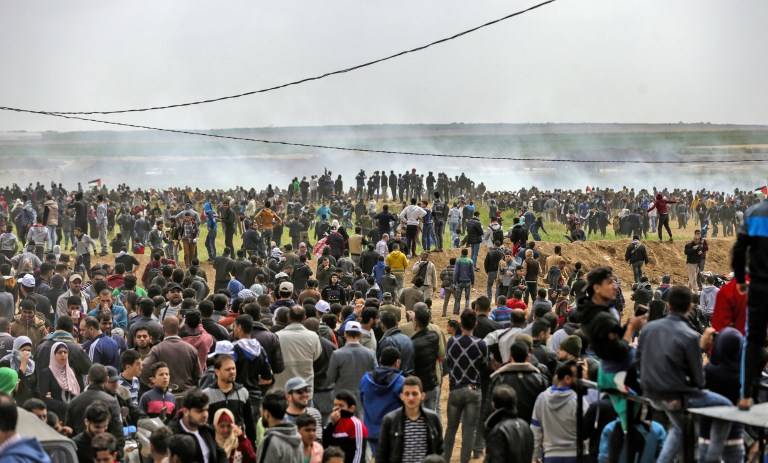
[
  {"xmin": 279, "ymin": 281, "xmax": 294, "ymax": 294},
  {"xmin": 345, "ymin": 321, "xmax": 362, "ymax": 334},
  {"xmin": 315, "ymin": 300, "xmax": 330, "ymax": 314},
  {"xmin": 20, "ymin": 274, "xmax": 36, "ymax": 288},
  {"xmin": 208, "ymin": 340, "xmax": 235, "ymax": 358},
  {"xmin": 285, "ymin": 377, "xmax": 311, "ymax": 393},
  {"xmin": 69, "ymin": 274, "xmax": 83, "ymax": 283},
  {"xmin": 165, "ymin": 282, "xmax": 182, "ymax": 292},
  {"xmin": 105, "ymin": 366, "xmax": 120, "ymax": 382}
]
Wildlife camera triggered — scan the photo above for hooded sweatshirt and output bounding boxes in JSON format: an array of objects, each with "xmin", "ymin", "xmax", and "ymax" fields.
[
  {"xmin": 181, "ymin": 325, "xmax": 214, "ymax": 372},
  {"xmin": 359, "ymin": 366, "xmax": 405, "ymax": 438},
  {"xmin": 256, "ymin": 422, "xmax": 303, "ymax": 463},
  {"xmin": 531, "ymin": 386, "xmax": 590, "ymax": 459},
  {"xmin": 699, "ymin": 284, "xmax": 719, "ymax": 317},
  {"xmin": 0, "ymin": 436, "xmax": 51, "ymax": 463}
]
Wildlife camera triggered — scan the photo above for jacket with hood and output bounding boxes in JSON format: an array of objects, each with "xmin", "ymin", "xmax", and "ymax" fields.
[
  {"xmin": 255, "ymin": 422, "xmax": 303, "ymax": 463},
  {"xmin": 252, "ymin": 321, "xmax": 285, "ymax": 375},
  {"xmin": 711, "ymin": 277, "xmax": 747, "ymax": 334},
  {"xmin": 181, "ymin": 325, "xmax": 214, "ymax": 372},
  {"xmin": 531, "ymin": 386, "xmax": 590, "ymax": 459},
  {"xmin": 377, "ymin": 327, "xmax": 414, "ymax": 374},
  {"xmin": 701, "ymin": 327, "xmax": 743, "ymax": 441},
  {"xmin": 464, "ymin": 217, "xmax": 484, "ymax": 245},
  {"xmin": 699, "ymin": 285, "xmax": 719, "ymax": 317},
  {"xmin": 377, "ymin": 406, "xmax": 443, "ymax": 463},
  {"xmin": 360, "ymin": 366, "xmax": 405, "ymax": 438},
  {"xmin": 489, "ymin": 362, "xmax": 549, "ymax": 423},
  {"xmin": 0, "ymin": 436, "xmax": 51, "ymax": 463},
  {"xmin": 485, "ymin": 407, "xmax": 534, "ymax": 463},
  {"xmin": 233, "ymin": 337, "xmax": 273, "ymax": 398}
]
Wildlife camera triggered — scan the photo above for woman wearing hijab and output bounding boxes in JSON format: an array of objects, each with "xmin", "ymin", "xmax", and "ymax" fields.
[
  {"xmin": 37, "ymin": 341, "xmax": 82, "ymax": 419},
  {"xmin": 0, "ymin": 336, "xmax": 36, "ymax": 403},
  {"xmin": 213, "ymin": 408, "xmax": 256, "ymax": 463}
]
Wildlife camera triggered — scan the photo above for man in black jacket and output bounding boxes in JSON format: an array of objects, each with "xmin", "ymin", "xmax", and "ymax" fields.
[
  {"xmin": 410, "ymin": 307, "xmax": 440, "ymax": 411},
  {"xmin": 624, "ymin": 235, "xmax": 648, "ymax": 284},
  {"xmin": 168, "ymin": 388, "xmax": 227, "ymax": 463},
  {"xmin": 484, "ymin": 242, "xmax": 504, "ymax": 299},
  {"xmin": 484, "ymin": 384, "xmax": 534, "ymax": 463},
  {"xmin": 65, "ymin": 364, "xmax": 124, "ymax": 455},
  {"xmin": 220, "ymin": 201, "xmax": 237, "ymax": 254},
  {"xmin": 377, "ymin": 376, "xmax": 443, "ymax": 463},
  {"xmin": 488, "ymin": 341, "xmax": 548, "ymax": 424},
  {"xmin": 463, "ymin": 211, "xmax": 484, "ymax": 267}
]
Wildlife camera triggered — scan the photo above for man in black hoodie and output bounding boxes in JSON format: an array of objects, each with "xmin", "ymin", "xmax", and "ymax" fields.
[{"xmin": 484, "ymin": 384, "xmax": 534, "ymax": 463}]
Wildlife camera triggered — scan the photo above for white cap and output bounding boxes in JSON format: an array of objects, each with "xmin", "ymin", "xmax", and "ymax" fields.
[
  {"xmin": 20, "ymin": 274, "xmax": 36, "ymax": 288},
  {"xmin": 345, "ymin": 321, "xmax": 362, "ymax": 334},
  {"xmin": 315, "ymin": 300, "xmax": 331, "ymax": 314}
]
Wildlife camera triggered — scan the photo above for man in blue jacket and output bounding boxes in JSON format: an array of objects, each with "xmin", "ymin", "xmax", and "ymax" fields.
[{"xmin": 360, "ymin": 346, "xmax": 405, "ymax": 454}]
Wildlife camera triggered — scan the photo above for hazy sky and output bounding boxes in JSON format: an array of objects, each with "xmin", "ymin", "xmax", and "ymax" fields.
[{"xmin": 1, "ymin": 0, "xmax": 766, "ymax": 132}]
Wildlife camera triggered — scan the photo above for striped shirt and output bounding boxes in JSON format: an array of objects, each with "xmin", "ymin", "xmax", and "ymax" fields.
[
  {"xmin": 402, "ymin": 415, "xmax": 429, "ymax": 463},
  {"xmin": 119, "ymin": 375, "xmax": 140, "ymax": 407}
]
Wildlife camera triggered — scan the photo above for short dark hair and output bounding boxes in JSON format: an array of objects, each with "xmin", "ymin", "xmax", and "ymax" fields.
[
  {"xmin": 84, "ymin": 401, "xmax": 111, "ymax": 424},
  {"xmin": 323, "ymin": 447, "xmax": 346, "ymax": 463},
  {"xmin": 667, "ymin": 286, "xmax": 692, "ymax": 314},
  {"xmin": 460, "ymin": 309, "xmax": 477, "ymax": 331},
  {"xmin": 334, "ymin": 390, "xmax": 357, "ymax": 408},
  {"xmin": 139, "ymin": 297, "xmax": 155, "ymax": 317},
  {"xmin": 492, "ymin": 384, "xmax": 518, "ymax": 410},
  {"xmin": 475, "ymin": 295, "xmax": 491, "ymax": 312},
  {"xmin": 0, "ymin": 393, "xmax": 17, "ymax": 432},
  {"xmin": 295, "ymin": 413, "xmax": 316, "ymax": 429},
  {"xmin": 150, "ymin": 361, "xmax": 169, "ymax": 378},
  {"xmin": 22, "ymin": 398, "xmax": 46, "ymax": 412},
  {"xmin": 149, "ymin": 427, "xmax": 172, "ymax": 454},
  {"xmin": 379, "ymin": 311, "xmax": 397, "ymax": 330},
  {"xmin": 361, "ymin": 307, "xmax": 378, "ymax": 325},
  {"xmin": 182, "ymin": 388, "xmax": 209, "ymax": 411},
  {"xmin": 556, "ymin": 361, "xmax": 576, "ymax": 381},
  {"xmin": 379, "ymin": 346, "xmax": 401, "ymax": 367},
  {"xmin": 531, "ymin": 319, "xmax": 551, "ymax": 338},
  {"xmin": 510, "ymin": 341, "xmax": 529, "ymax": 363},
  {"xmin": 214, "ymin": 354, "xmax": 235, "ymax": 370},
  {"xmin": 88, "ymin": 364, "xmax": 108, "ymax": 385},
  {"xmin": 198, "ymin": 300, "xmax": 214, "ymax": 317},
  {"xmin": 121, "ymin": 349, "xmax": 141, "ymax": 371},
  {"xmin": 235, "ymin": 314, "xmax": 253, "ymax": 334},
  {"xmin": 586, "ymin": 267, "xmax": 613, "ymax": 297},
  {"xmin": 55, "ymin": 315, "xmax": 74, "ymax": 332},
  {"xmin": 403, "ymin": 375, "xmax": 423, "ymax": 391},
  {"xmin": 92, "ymin": 432, "xmax": 117, "ymax": 454},
  {"xmin": 262, "ymin": 389, "xmax": 288, "ymax": 420},
  {"xmin": 168, "ymin": 434, "xmax": 197, "ymax": 459}
]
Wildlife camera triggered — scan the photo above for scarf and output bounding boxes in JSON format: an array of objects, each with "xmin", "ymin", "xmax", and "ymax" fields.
[
  {"xmin": 0, "ymin": 336, "xmax": 35, "ymax": 376},
  {"xmin": 49, "ymin": 342, "xmax": 80, "ymax": 396},
  {"xmin": 214, "ymin": 408, "xmax": 241, "ymax": 458}
]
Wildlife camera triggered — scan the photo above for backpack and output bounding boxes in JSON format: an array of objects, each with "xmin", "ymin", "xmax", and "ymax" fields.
[
  {"xmin": 492, "ymin": 227, "xmax": 504, "ymax": 245},
  {"xmin": 412, "ymin": 261, "xmax": 429, "ymax": 284}
]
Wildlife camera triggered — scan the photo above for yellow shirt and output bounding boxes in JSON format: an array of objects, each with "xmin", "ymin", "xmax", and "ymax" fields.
[{"xmin": 385, "ymin": 250, "xmax": 408, "ymax": 272}]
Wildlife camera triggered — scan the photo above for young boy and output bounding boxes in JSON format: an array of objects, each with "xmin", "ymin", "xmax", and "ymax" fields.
[
  {"xmin": 322, "ymin": 447, "xmax": 346, "ymax": 463},
  {"xmin": 92, "ymin": 432, "xmax": 119, "ymax": 463},
  {"xmin": 119, "ymin": 349, "xmax": 142, "ymax": 407},
  {"xmin": 138, "ymin": 361, "xmax": 176, "ymax": 420},
  {"xmin": 322, "ymin": 391, "xmax": 368, "ymax": 463},
  {"xmin": 297, "ymin": 413, "xmax": 324, "ymax": 463},
  {"xmin": 489, "ymin": 295, "xmax": 513, "ymax": 327}
]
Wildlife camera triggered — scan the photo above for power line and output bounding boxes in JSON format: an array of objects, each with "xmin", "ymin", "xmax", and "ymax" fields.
[
  {"xmin": 2, "ymin": 105, "xmax": 766, "ymax": 165},
  {"xmin": 16, "ymin": 0, "xmax": 557, "ymax": 115}
]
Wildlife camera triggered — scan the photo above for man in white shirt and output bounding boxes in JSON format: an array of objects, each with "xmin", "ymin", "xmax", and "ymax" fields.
[
  {"xmin": 376, "ymin": 233, "xmax": 390, "ymax": 257},
  {"xmin": 398, "ymin": 199, "xmax": 426, "ymax": 258}
]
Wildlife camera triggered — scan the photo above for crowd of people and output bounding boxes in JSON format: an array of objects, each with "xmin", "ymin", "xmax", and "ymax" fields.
[{"xmin": 0, "ymin": 170, "xmax": 764, "ymax": 463}]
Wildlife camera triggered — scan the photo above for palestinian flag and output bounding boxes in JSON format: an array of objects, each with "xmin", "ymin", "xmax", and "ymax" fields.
[
  {"xmin": 756, "ymin": 185, "xmax": 768, "ymax": 197},
  {"xmin": 87, "ymin": 178, "xmax": 102, "ymax": 189}
]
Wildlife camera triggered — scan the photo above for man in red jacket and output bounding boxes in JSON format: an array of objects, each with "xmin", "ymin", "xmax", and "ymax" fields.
[
  {"xmin": 711, "ymin": 275, "xmax": 748, "ymax": 335},
  {"xmin": 648, "ymin": 193, "xmax": 678, "ymax": 241}
]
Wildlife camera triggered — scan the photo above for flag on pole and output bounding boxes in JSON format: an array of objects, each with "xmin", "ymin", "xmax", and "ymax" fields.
[
  {"xmin": 756, "ymin": 185, "xmax": 768, "ymax": 197},
  {"xmin": 88, "ymin": 178, "xmax": 102, "ymax": 189}
]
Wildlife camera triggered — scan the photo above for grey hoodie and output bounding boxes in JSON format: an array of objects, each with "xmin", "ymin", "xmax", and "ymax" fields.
[
  {"xmin": 531, "ymin": 386, "xmax": 589, "ymax": 459},
  {"xmin": 256, "ymin": 422, "xmax": 303, "ymax": 463}
]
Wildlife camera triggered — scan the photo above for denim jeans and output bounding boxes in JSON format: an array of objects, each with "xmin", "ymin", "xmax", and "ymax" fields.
[
  {"xmin": 470, "ymin": 243, "xmax": 480, "ymax": 267},
  {"xmin": 422, "ymin": 222, "xmax": 435, "ymax": 251},
  {"xmin": 653, "ymin": 390, "xmax": 732, "ymax": 463},
  {"xmin": 454, "ymin": 282, "xmax": 472, "ymax": 313},
  {"xmin": 486, "ymin": 271, "xmax": 497, "ymax": 299},
  {"xmin": 424, "ymin": 386, "xmax": 440, "ymax": 415},
  {"xmin": 449, "ymin": 222, "xmax": 460, "ymax": 247},
  {"xmin": 698, "ymin": 442, "xmax": 744, "ymax": 463},
  {"xmin": 442, "ymin": 286, "xmax": 455, "ymax": 316},
  {"xmin": 205, "ymin": 228, "xmax": 217, "ymax": 260},
  {"xmin": 47, "ymin": 226, "xmax": 57, "ymax": 251},
  {"xmin": 443, "ymin": 386, "xmax": 481, "ymax": 463},
  {"xmin": 434, "ymin": 221, "xmax": 445, "ymax": 250}
]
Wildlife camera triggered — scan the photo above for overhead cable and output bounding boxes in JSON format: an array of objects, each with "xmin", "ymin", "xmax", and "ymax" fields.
[
  {"xmin": 1, "ymin": 105, "xmax": 765, "ymax": 165},
  {"xmin": 15, "ymin": 0, "xmax": 557, "ymax": 115}
]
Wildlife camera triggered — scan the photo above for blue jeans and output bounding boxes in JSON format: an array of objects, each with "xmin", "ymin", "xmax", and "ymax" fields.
[
  {"xmin": 443, "ymin": 386, "xmax": 481, "ymax": 463},
  {"xmin": 449, "ymin": 222, "xmax": 460, "ymax": 247},
  {"xmin": 47, "ymin": 226, "xmax": 57, "ymax": 251},
  {"xmin": 698, "ymin": 442, "xmax": 743, "ymax": 463},
  {"xmin": 205, "ymin": 228, "xmax": 217, "ymax": 260},
  {"xmin": 654, "ymin": 390, "xmax": 732, "ymax": 463},
  {"xmin": 470, "ymin": 242, "xmax": 480, "ymax": 266},
  {"xmin": 422, "ymin": 222, "xmax": 435, "ymax": 251},
  {"xmin": 454, "ymin": 281, "xmax": 472, "ymax": 313}
]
